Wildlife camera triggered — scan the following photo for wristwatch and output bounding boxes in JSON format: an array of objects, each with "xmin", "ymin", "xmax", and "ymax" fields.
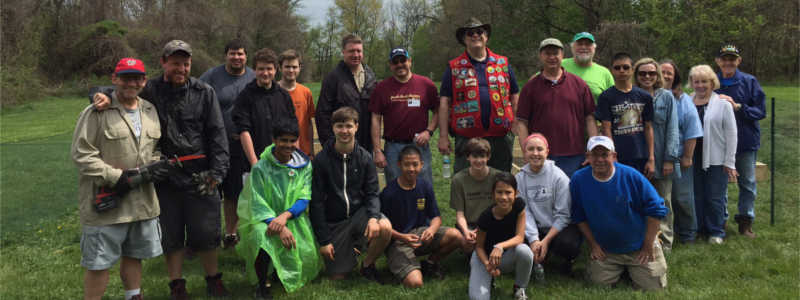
[{"xmin": 425, "ymin": 128, "xmax": 434, "ymax": 136}]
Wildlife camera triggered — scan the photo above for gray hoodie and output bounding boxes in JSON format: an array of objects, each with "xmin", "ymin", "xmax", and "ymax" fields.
[{"xmin": 515, "ymin": 160, "xmax": 571, "ymax": 242}]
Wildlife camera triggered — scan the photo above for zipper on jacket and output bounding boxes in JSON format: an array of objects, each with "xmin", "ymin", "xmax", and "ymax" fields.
[{"xmin": 343, "ymin": 153, "xmax": 350, "ymax": 217}]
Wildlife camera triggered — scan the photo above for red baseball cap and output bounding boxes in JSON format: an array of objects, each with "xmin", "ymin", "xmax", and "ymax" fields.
[{"xmin": 114, "ymin": 58, "xmax": 146, "ymax": 75}]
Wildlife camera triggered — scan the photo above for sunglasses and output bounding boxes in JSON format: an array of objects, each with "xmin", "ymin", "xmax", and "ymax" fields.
[
  {"xmin": 612, "ymin": 65, "xmax": 631, "ymax": 71},
  {"xmin": 466, "ymin": 28, "xmax": 485, "ymax": 36},
  {"xmin": 391, "ymin": 57, "xmax": 408, "ymax": 65},
  {"xmin": 637, "ymin": 71, "xmax": 658, "ymax": 77}
]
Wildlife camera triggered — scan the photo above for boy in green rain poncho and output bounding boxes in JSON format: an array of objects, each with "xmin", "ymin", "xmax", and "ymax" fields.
[{"xmin": 236, "ymin": 119, "xmax": 322, "ymax": 299}]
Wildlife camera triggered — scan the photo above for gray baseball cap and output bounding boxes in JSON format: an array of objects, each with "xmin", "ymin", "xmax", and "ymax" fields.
[
  {"xmin": 162, "ymin": 40, "xmax": 192, "ymax": 57},
  {"xmin": 539, "ymin": 38, "xmax": 564, "ymax": 51}
]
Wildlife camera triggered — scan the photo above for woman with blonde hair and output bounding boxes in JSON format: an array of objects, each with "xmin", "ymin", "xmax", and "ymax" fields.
[{"xmin": 688, "ymin": 65, "xmax": 737, "ymax": 245}]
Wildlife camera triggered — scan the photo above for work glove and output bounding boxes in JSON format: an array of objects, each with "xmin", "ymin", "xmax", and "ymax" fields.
[
  {"xmin": 112, "ymin": 169, "xmax": 140, "ymax": 195},
  {"xmin": 140, "ymin": 159, "xmax": 171, "ymax": 183},
  {"xmin": 191, "ymin": 171, "xmax": 219, "ymax": 196}
]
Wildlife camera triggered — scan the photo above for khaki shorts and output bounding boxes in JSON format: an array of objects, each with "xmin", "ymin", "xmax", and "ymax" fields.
[
  {"xmin": 587, "ymin": 241, "xmax": 668, "ymax": 290},
  {"xmin": 80, "ymin": 218, "xmax": 163, "ymax": 270},
  {"xmin": 386, "ymin": 226, "xmax": 450, "ymax": 280}
]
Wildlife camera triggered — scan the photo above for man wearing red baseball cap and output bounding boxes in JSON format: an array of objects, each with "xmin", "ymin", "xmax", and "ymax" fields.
[
  {"xmin": 72, "ymin": 58, "xmax": 167, "ymax": 300},
  {"xmin": 89, "ymin": 40, "xmax": 231, "ymax": 299}
]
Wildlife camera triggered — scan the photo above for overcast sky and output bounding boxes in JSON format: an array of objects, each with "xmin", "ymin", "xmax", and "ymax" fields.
[
  {"xmin": 297, "ymin": 0, "xmax": 333, "ymax": 26},
  {"xmin": 298, "ymin": 0, "xmax": 400, "ymax": 26}
]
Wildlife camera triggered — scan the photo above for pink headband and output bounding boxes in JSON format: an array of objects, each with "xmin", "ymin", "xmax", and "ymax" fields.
[{"xmin": 523, "ymin": 133, "xmax": 549, "ymax": 151}]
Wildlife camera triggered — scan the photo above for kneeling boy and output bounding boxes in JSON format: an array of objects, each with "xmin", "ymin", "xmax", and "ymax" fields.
[
  {"xmin": 236, "ymin": 119, "xmax": 323, "ymax": 299},
  {"xmin": 381, "ymin": 146, "xmax": 463, "ymax": 288},
  {"xmin": 310, "ymin": 106, "xmax": 393, "ymax": 283},
  {"xmin": 450, "ymin": 138, "xmax": 502, "ymax": 252}
]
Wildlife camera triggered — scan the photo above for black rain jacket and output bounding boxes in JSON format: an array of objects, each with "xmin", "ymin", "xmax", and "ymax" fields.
[{"xmin": 310, "ymin": 141, "xmax": 380, "ymax": 246}]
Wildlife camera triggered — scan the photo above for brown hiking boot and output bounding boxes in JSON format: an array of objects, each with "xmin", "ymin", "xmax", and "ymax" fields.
[
  {"xmin": 205, "ymin": 272, "xmax": 230, "ymax": 297},
  {"xmin": 736, "ymin": 215, "xmax": 756, "ymax": 238},
  {"xmin": 169, "ymin": 278, "xmax": 190, "ymax": 300}
]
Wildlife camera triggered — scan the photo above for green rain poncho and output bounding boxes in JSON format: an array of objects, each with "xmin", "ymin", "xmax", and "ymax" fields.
[{"xmin": 236, "ymin": 144, "xmax": 322, "ymax": 292}]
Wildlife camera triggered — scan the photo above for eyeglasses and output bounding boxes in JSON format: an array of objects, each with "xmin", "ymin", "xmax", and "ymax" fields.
[
  {"xmin": 466, "ymin": 28, "xmax": 485, "ymax": 36},
  {"xmin": 612, "ymin": 65, "xmax": 631, "ymax": 71},
  {"xmin": 637, "ymin": 71, "xmax": 658, "ymax": 77}
]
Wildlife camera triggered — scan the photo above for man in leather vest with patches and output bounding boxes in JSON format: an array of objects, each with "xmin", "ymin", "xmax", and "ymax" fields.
[{"xmin": 437, "ymin": 18, "xmax": 520, "ymax": 173}]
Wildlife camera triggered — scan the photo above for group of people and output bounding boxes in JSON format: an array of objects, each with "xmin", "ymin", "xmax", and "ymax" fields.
[{"xmin": 70, "ymin": 15, "xmax": 765, "ymax": 300}]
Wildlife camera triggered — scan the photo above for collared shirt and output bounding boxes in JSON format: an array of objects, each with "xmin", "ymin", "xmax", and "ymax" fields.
[
  {"xmin": 72, "ymin": 95, "xmax": 162, "ymax": 226},
  {"xmin": 517, "ymin": 68, "xmax": 595, "ymax": 156},
  {"xmin": 353, "ymin": 64, "xmax": 365, "ymax": 92}
]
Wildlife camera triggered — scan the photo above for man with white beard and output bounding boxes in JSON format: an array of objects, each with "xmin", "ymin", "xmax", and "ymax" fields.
[{"xmin": 561, "ymin": 32, "xmax": 614, "ymax": 102}]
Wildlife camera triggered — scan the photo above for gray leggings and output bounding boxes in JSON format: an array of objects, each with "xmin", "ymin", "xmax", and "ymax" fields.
[{"xmin": 468, "ymin": 244, "xmax": 533, "ymax": 300}]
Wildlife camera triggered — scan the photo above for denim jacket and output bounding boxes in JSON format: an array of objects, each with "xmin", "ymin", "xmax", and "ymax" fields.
[{"xmin": 651, "ymin": 88, "xmax": 679, "ymax": 179}]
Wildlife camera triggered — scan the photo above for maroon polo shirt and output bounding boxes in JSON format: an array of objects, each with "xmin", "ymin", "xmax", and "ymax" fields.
[
  {"xmin": 517, "ymin": 69, "xmax": 595, "ymax": 156},
  {"xmin": 369, "ymin": 74, "xmax": 439, "ymax": 141}
]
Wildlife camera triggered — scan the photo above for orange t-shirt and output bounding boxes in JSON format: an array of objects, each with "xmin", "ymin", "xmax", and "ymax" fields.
[{"xmin": 287, "ymin": 83, "xmax": 315, "ymax": 156}]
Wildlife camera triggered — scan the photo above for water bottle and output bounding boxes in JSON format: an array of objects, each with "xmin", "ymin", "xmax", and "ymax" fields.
[
  {"xmin": 533, "ymin": 263, "xmax": 545, "ymax": 283},
  {"xmin": 442, "ymin": 155, "xmax": 452, "ymax": 178}
]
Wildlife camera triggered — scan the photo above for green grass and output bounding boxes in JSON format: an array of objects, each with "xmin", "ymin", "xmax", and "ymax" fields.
[{"xmin": 1, "ymin": 85, "xmax": 798, "ymax": 299}]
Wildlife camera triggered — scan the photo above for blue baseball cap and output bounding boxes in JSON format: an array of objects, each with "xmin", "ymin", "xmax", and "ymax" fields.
[{"xmin": 389, "ymin": 47, "xmax": 410, "ymax": 61}]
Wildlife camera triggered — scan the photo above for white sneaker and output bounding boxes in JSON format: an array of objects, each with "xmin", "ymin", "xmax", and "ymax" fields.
[
  {"xmin": 514, "ymin": 287, "xmax": 528, "ymax": 300},
  {"xmin": 708, "ymin": 236, "xmax": 724, "ymax": 244}
]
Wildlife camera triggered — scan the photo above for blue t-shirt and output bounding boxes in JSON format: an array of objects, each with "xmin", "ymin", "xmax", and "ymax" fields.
[
  {"xmin": 440, "ymin": 55, "xmax": 519, "ymax": 130},
  {"xmin": 570, "ymin": 163, "xmax": 667, "ymax": 254},
  {"xmin": 596, "ymin": 86, "xmax": 654, "ymax": 161},
  {"xmin": 380, "ymin": 178, "xmax": 440, "ymax": 234}
]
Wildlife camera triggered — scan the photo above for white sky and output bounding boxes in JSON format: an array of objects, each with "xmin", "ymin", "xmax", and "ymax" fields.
[
  {"xmin": 298, "ymin": 0, "xmax": 400, "ymax": 26},
  {"xmin": 298, "ymin": 0, "xmax": 333, "ymax": 26}
]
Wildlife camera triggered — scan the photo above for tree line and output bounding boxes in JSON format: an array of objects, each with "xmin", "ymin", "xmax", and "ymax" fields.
[{"xmin": 2, "ymin": 0, "xmax": 797, "ymax": 107}]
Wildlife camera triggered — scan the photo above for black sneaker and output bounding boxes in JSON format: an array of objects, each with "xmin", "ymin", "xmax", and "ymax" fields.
[
  {"xmin": 420, "ymin": 260, "xmax": 444, "ymax": 280},
  {"xmin": 205, "ymin": 272, "xmax": 230, "ymax": 297},
  {"xmin": 360, "ymin": 263, "xmax": 385, "ymax": 285},
  {"xmin": 168, "ymin": 278, "xmax": 190, "ymax": 300},
  {"xmin": 223, "ymin": 234, "xmax": 239, "ymax": 249},
  {"xmin": 255, "ymin": 284, "xmax": 272, "ymax": 300}
]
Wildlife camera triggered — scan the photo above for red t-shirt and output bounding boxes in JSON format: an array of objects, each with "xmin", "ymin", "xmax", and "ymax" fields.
[
  {"xmin": 368, "ymin": 74, "xmax": 439, "ymax": 141},
  {"xmin": 517, "ymin": 70, "xmax": 596, "ymax": 156}
]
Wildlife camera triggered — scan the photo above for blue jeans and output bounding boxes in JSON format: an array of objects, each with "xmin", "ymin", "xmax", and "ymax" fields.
[
  {"xmin": 694, "ymin": 165, "xmax": 729, "ymax": 238},
  {"xmin": 672, "ymin": 165, "xmax": 697, "ymax": 242},
  {"xmin": 383, "ymin": 141, "xmax": 433, "ymax": 185},
  {"xmin": 550, "ymin": 154, "xmax": 586, "ymax": 179},
  {"xmin": 735, "ymin": 151, "xmax": 757, "ymax": 220}
]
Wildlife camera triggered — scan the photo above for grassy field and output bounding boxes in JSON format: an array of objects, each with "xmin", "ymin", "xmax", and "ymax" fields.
[{"xmin": 0, "ymin": 85, "xmax": 798, "ymax": 299}]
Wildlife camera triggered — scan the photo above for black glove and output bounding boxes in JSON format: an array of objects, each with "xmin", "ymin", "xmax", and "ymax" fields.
[
  {"xmin": 112, "ymin": 169, "xmax": 140, "ymax": 196},
  {"xmin": 140, "ymin": 159, "xmax": 171, "ymax": 183}
]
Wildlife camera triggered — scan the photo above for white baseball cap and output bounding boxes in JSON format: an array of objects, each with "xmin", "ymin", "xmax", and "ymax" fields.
[{"xmin": 587, "ymin": 136, "xmax": 615, "ymax": 152}]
